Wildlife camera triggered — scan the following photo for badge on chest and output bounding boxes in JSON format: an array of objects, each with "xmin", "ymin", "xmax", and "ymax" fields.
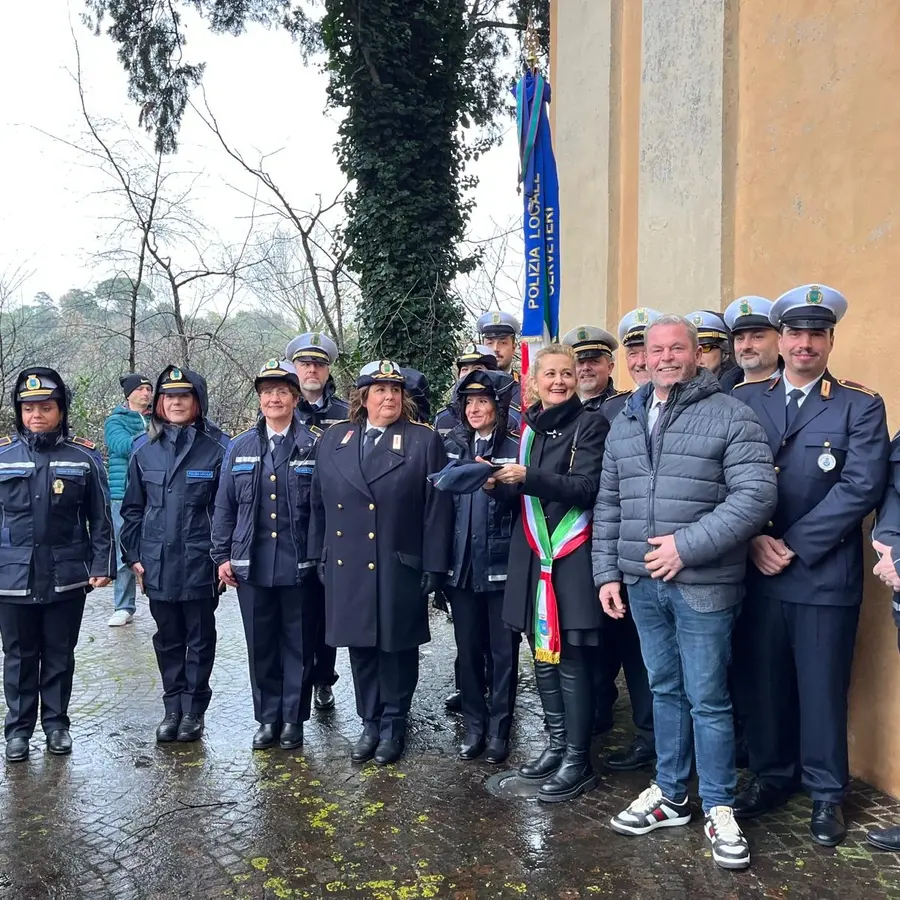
[
  {"xmin": 53, "ymin": 478, "xmax": 64, "ymax": 495},
  {"xmin": 817, "ymin": 439, "xmax": 837, "ymax": 473}
]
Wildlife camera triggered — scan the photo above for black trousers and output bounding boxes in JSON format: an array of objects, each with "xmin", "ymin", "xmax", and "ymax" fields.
[
  {"xmin": 348, "ymin": 646, "xmax": 419, "ymax": 742},
  {"xmin": 0, "ymin": 593, "xmax": 86, "ymax": 740},
  {"xmin": 307, "ymin": 580, "xmax": 338, "ymax": 687},
  {"xmin": 743, "ymin": 595, "xmax": 860, "ymax": 803},
  {"xmin": 448, "ymin": 587, "xmax": 520, "ymax": 740},
  {"xmin": 593, "ymin": 607, "xmax": 654, "ymax": 736},
  {"xmin": 149, "ymin": 597, "xmax": 218, "ymax": 717},
  {"xmin": 237, "ymin": 583, "xmax": 316, "ymax": 725}
]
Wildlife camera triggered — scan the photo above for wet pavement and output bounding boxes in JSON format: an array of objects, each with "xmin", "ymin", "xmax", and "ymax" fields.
[{"xmin": 1, "ymin": 590, "xmax": 900, "ymax": 899}]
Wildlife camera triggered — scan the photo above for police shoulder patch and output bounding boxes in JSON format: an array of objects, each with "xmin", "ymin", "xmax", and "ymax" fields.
[
  {"xmin": 838, "ymin": 379, "xmax": 878, "ymax": 397},
  {"xmin": 409, "ymin": 420, "xmax": 434, "ymax": 430},
  {"xmin": 71, "ymin": 435, "xmax": 96, "ymax": 449}
]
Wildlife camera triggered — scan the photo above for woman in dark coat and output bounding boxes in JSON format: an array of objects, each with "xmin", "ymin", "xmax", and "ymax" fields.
[
  {"xmin": 308, "ymin": 361, "xmax": 452, "ymax": 766},
  {"xmin": 491, "ymin": 344, "xmax": 609, "ymax": 802},
  {"xmin": 442, "ymin": 369, "xmax": 521, "ymax": 765},
  {"xmin": 120, "ymin": 366, "xmax": 230, "ymax": 744}
]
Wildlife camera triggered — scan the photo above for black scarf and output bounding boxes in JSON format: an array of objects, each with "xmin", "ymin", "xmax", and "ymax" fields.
[{"xmin": 523, "ymin": 393, "xmax": 583, "ymax": 435}]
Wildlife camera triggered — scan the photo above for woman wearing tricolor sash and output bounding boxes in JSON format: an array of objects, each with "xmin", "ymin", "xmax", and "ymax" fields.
[{"xmin": 490, "ymin": 344, "xmax": 610, "ymax": 802}]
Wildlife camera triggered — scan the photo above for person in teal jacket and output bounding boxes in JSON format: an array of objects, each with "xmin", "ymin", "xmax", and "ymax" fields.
[{"xmin": 104, "ymin": 374, "xmax": 152, "ymax": 626}]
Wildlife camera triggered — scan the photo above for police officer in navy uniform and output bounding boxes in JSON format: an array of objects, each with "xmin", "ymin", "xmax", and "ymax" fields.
[
  {"xmin": 477, "ymin": 311, "xmax": 523, "ymax": 410},
  {"xmin": 617, "ymin": 307, "xmax": 663, "ymax": 392},
  {"xmin": 285, "ymin": 333, "xmax": 348, "ymax": 712},
  {"xmin": 308, "ymin": 361, "xmax": 453, "ymax": 766},
  {"xmin": 563, "ymin": 323, "xmax": 655, "ymax": 769},
  {"xmin": 120, "ymin": 366, "xmax": 229, "ymax": 743},
  {"xmin": 686, "ymin": 309, "xmax": 739, "ymax": 387},
  {"xmin": 442, "ymin": 369, "xmax": 521, "ymax": 764},
  {"xmin": 0, "ymin": 368, "xmax": 114, "ymax": 762},
  {"xmin": 732, "ymin": 285, "xmax": 890, "ymax": 846},
  {"xmin": 722, "ymin": 296, "xmax": 782, "ymax": 391},
  {"xmin": 866, "ymin": 432, "xmax": 900, "ymax": 851},
  {"xmin": 212, "ymin": 360, "xmax": 321, "ymax": 751},
  {"xmin": 433, "ymin": 344, "xmax": 500, "ymax": 438}
]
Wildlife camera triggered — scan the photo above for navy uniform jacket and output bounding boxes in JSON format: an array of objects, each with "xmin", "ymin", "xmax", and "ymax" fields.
[
  {"xmin": 583, "ymin": 381, "xmax": 631, "ymax": 422},
  {"xmin": 295, "ymin": 378, "xmax": 349, "ymax": 430},
  {"xmin": 734, "ymin": 371, "xmax": 889, "ymax": 606},
  {"xmin": 443, "ymin": 424, "xmax": 520, "ymax": 592},
  {"xmin": 873, "ymin": 432, "xmax": 900, "ymax": 626},
  {"xmin": 308, "ymin": 418, "xmax": 453, "ymax": 652},
  {"xmin": 211, "ymin": 419, "xmax": 319, "ymax": 585},
  {"xmin": 0, "ymin": 434, "xmax": 114, "ymax": 603}
]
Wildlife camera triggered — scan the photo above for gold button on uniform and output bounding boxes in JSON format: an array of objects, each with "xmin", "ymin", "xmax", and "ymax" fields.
[
  {"xmin": 270, "ymin": 493, "xmax": 276, "ymax": 500},
  {"xmin": 767, "ymin": 521, "xmax": 774, "ymax": 528},
  {"xmin": 271, "ymin": 531, "xmax": 278, "ymax": 538},
  {"xmin": 781, "ymin": 440, "xmax": 787, "ymax": 447},
  {"xmin": 270, "ymin": 474, "xmax": 277, "ymax": 482},
  {"xmin": 824, "ymin": 441, "xmax": 831, "ymax": 448},
  {"xmin": 774, "ymin": 466, "xmax": 780, "ymax": 474},
  {"xmin": 338, "ymin": 504, "xmax": 344, "ymax": 510},
  {"xmin": 368, "ymin": 532, "xmax": 375, "ymax": 540},
  {"xmin": 270, "ymin": 512, "xmax": 277, "ymax": 520},
  {"xmin": 337, "ymin": 560, "xmax": 344, "ymax": 566},
  {"xmin": 368, "ymin": 503, "xmax": 375, "ymax": 511},
  {"xmin": 368, "ymin": 563, "xmax": 375, "ymax": 570},
  {"xmin": 336, "ymin": 531, "xmax": 343, "ymax": 537}
]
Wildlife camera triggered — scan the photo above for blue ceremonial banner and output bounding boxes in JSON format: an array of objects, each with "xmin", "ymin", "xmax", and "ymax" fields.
[{"xmin": 516, "ymin": 69, "xmax": 560, "ymax": 370}]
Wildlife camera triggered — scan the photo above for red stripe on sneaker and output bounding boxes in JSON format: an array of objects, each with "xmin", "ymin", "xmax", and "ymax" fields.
[{"xmin": 653, "ymin": 807, "xmax": 667, "ymax": 822}]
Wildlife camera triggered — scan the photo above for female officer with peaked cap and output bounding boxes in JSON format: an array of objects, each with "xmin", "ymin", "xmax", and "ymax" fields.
[
  {"xmin": 308, "ymin": 361, "xmax": 453, "ymax": 766},
  {"xmin": 212, "ymin": 360, "xmax": 321, "ymax": 751},
  {"xmin": 120, "ymin": 365, "xmax": 230, "ymax": 745},
  {"xmin": 0, "ymin": 367, "xmax": 114, "ymax": 762}
]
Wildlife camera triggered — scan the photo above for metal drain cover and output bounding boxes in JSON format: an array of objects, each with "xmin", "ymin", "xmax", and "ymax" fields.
[{"xmin": 484, "ymin": 769, "xmax": 543, "ymax": 801}]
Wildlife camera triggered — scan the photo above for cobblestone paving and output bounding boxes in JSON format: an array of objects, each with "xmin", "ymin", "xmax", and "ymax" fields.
[{"xmin": 1, "ymin": 589, "xmax": 899, "ymax": 899}]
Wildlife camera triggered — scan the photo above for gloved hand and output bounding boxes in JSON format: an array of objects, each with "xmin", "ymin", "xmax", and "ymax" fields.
[
  {"xmin": 431, "ymin": 589, "xmax": 449, "ymax": 613},
  {"xmin": 317, "ymin": 562, "xmax": 326, "ymax": 585},
  {"xmin": 420, "ymin": 571, "xmax": 445, "ymax": 598}
]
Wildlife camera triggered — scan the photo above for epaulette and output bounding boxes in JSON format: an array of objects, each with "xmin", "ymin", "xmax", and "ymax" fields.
[
  {"xmin": 508, "ymin": 430, "xmax": 521, "ymax": 440},
  {"xmin": 838, "ymin": 379, "xmax": 878, "ymax": 398},
  {"xmin": 510, "ymin": 403, "xmax": 522, "ymax": 412},
  {"xmin": 610, "ymin": 389, "xmax": 632, "ymax": 398},
  {"xmin": 0, "ymin": 435, "xmax": 13, "ymax": 447},
  {"xmin": 410, "ymin": 420, "xmax": 434, "ymax": 430},
  {"xmin": 731, "ymin": 381, "xmax": 754, "ymax": 390},
  {"xmin": 328, "ymin": 419, "xmax": 350, "ymax": 427},
  {"xmin": 71, "ymin": 435, "xmax": 96, "ymax": 449},
  {"xmin": 309, "ymin": 424, "xmax": 323, "ymax": 437},
  {"xmin": 512, "ymin": 371, "xmax": 521, "ymax": 383}
]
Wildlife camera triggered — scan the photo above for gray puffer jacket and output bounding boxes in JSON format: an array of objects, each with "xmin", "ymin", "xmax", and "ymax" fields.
[{"xmin": 592, "ymin": 368, "xmax": 777, "ymax": 587}]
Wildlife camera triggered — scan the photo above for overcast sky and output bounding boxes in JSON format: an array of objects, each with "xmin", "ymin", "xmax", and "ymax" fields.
[{"xmin": 0, "ymin": 3, "xmax": 523, "ymax": 309}]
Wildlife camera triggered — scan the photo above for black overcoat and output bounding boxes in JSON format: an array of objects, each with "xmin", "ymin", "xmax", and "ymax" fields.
[
  {"xmin": 308, "ymin": 418, "xmax": 452, "ymax": 652},
  {"xmin": 500, "ymin": 395, "xmax": 609, "ymax": 635}
]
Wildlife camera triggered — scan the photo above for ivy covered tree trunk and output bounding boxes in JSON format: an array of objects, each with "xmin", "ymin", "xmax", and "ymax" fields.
[{"xmin": 322, "ymin": 0, "xmax": 470, "ymax": 396}]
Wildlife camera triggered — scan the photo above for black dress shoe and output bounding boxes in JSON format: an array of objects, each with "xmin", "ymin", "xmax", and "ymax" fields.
[
  {"xmin": 733, "ymin": 780, "xmax": 791, "ymax": 821},
  {"xmin": 484, "ymin": 738, "xmax": 509, "ymax": 765},
  {"xmin": 605, "ymin": 735, "xmax": 657, "ymax": 771},
  {"xmin": 444, "ymin": 690, "xmax": 462, "ymax": 712},
  {"xmin": 176, "ymin": 714, "xmax": 204, "ymax": 742},
  {"xmin": 457, "ymin": 734, "xmax": 486, "ymax": 761},
  {"xmin": 47, "ymin": 729, "xmax": 72, "ymax": 755},
  {"xmin": 810, "ymin": 801, "xmax": 846, "ymax": 847},
  {"xmin": 252, "ymin": 723, "xmax": 279, "ymax": 750},
  {"xmin": 279, "ymin": 723, "xmax": 304, "ymax": 750},
  {"xmin": 518, "ymin": 747, "xmax": 565, "ymax": 781},
  {"xmin": 374, "ymin": 738, "xmax": 404, "ymax": 766},
  {"xmin": 351, "ymin": 732, "xmax": 379, "ymax": 763},
  {"xmin": 867, "ymin": 824, "xmax": 900, "ymax": 851},
  {"xmin": 156, "ymin": 712, "xmax": 181, "ymax": 743},
  {"xmin": 5, "ymin": 737, "xmax": 29, "ymax": 762},
  {"xmin": 538, "ymin": 753, "xmax": 597, "ymax": 803},
  {"xmin": 314, "ymin": 685, "xmax": 335, "ymax": 711}
]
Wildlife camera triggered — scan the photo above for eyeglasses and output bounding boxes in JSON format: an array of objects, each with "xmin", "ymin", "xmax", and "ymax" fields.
[{"xmin": 699, "ymin": 344, "xmax": 720, "ymax": 354}]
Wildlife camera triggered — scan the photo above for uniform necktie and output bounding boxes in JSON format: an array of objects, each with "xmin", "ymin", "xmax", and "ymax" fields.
[
  {"xmin": 363, "ymin": 428, "xmax": 381, "ymax": 458},
  {"xmin": 786, "ymin": 389, "xmax": 804, "ymax": 428},
  {"xmin": 475, "ymin": 437, "xmax": 490, "ymax": 458},
  {"xmin": 271, "ymin": 434, "xmax": 284, "ymax": 448}
]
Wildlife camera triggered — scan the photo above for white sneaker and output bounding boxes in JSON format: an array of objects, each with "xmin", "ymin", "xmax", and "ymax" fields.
[
  {"xmin": 610, "ymin": 783, "xmax": 692, "ymax": 835},
  {"xmin": 705, "ymin": 806, "xmax": 751, "ymax": 870},
  {"xmin": 108, "ymin": 610, "xmax": 134, "ymax": 627}
]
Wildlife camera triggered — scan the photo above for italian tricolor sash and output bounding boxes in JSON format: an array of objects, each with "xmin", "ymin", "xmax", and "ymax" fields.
[{"xmin": 518, "ymin": 424, "xmax": 592, "ymax": 664}]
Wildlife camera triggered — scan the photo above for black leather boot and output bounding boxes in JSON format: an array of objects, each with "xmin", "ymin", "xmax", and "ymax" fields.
[
  {"xmin": 539, "ymin": 648, "xmax": 597, "ymax": 802},
  {"xmin": 518, "ymin": 661, "xmax": 566, "ymax": 781}
]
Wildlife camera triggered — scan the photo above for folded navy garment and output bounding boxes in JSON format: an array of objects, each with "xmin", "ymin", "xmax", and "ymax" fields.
[{"xmin": 428, "ymin": 459, "xmax": 496, "ymax": 494}]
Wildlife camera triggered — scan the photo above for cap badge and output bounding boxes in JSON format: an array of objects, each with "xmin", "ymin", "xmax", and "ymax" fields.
[
  {"xmin": 739, "ymin": 300, "xmax": 752, "ymax": 316},
  {"xmin": 491, "ymin": 312, "xmax": 501, "ymax": 325},
  {"xmin": 170, "ymin": 367, "xmax": 182, "ymax": 381},
  {"xmin": 806, "ymin": 286, "xmax": 823, "ymax": 305},
  {"xmin": 25, "ymin": 376, "xmax": 40, "ymax": 391},
  {"xmin": 464, "ymin": 343, "xmax": 476, "ymax": 354},
  {"xmin": 634, "ymin": 308, "xmax": 648, "ymax": 325},
  {"xmin": 265, "ymin": 358, "xmax": 280, "ymax": 370},
  {"xmin": 577, "ymin": 327, "xmax": 588, "ymax": 341},
  {"xmin": 380, "ymin": 361, "xmax": 394, "ymax": 375},
  {"xmin": 692, "ymin": 314, "xmax": 704, "ymax": 326},
  {"xmin": 311, "ymin": 333, "xmax": 321, "ymax": 345}
]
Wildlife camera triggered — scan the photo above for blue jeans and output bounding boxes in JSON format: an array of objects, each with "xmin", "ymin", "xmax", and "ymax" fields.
[
  {"xmin": 110, "ymin": 500, "xmax": 136, "ymax": 614},
  {"xmin": 627, "ymin": 577, "xmax": 739, "ymax": 812}
]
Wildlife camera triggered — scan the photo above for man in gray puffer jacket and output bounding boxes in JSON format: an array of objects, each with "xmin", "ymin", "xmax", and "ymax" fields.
[{"xmin": 592, "ymin": 314, "xmax": 777, "ymax": 872}]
